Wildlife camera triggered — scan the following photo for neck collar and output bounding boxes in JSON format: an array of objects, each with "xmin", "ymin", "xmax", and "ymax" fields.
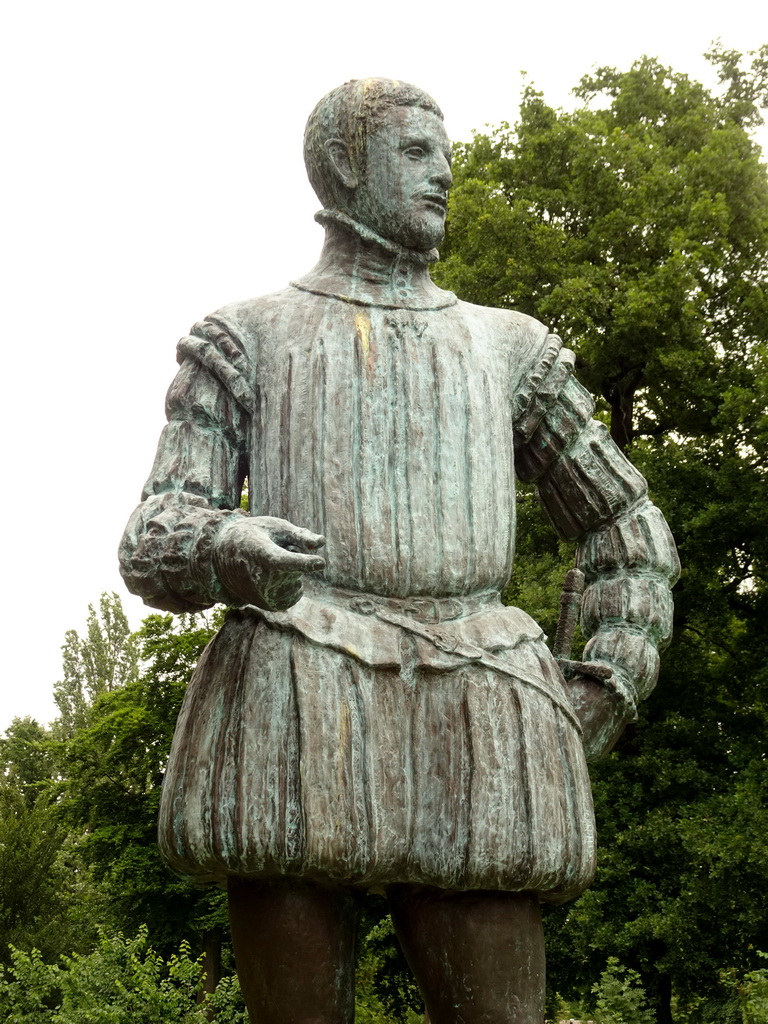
[{"xmin": 291, "ymin": 210, "xmax": 456, "ymax": 311}]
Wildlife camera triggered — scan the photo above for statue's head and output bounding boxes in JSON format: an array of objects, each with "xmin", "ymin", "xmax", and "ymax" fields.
[{"xmin": 304, "ymin": 78, "xmax": 452, "ymax": 252}]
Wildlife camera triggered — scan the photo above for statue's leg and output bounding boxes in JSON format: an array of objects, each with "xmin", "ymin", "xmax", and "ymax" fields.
[
  {"xmin": 228, "ymin": 877, "xmax": 361, "ymax": 1024},
  {"xmin": 387, "ymin": 885, "xmax": 545, "ymax": 1024}
]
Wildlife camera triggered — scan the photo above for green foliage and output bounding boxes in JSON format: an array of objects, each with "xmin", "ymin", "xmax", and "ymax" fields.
[
  {"xmin": 355, "ymin": 919, "xmax": 422, "ymax": 1024},
  {"xmin": 54, "ymin": 593, "xmax": 140, "ymax": 737},
  {"xmin": 0, "ymin": 718, "xmax": 109, "ymax": 964},
  {"xmin": 0, "ymin": 786, "xmax": 64, "ymax": 963},
  {"xmin": 679, "ymin": 954, "xmax": 768, "ymax": 1024},
  {"xmin": 591, "ymin": 958, "xmax": 656, "ymax": 1024},
  {"xmin": 0, "ymin": 596, "xmax": 239, "ymax": 999},
  {"xmin": 0, "ymin": 596, "xmax": 229, "ymax": 972},
  {"xmin": 0, "ymin": 717, "xmax": 57, "ymax": 807},
  {"xmin": 548, "ymin": 960, "xmax": 655, "ymax": 1024},
  {"xmin": 737, "ymin": 953, "xmax": 768, "ymax": 1024},
  {"xmin": 356, "ymin": 911, "xmax": 423, "ymax": 1023},
  {"xmin": 57, "ymin": 609, "xmax": 226, "ymax": 953},
  {"xmin": 0, "ymin": 928, "xmax": 246, "ymax": 1023},
  {"xmin": 504, "ymin": 486, "xmax": 581, "ymax": 646},
  {"xmin": 436, "ymin": 45, "xmax": 768, "ymax": 451},
  {"xmin": 547, "ymin": 990, "xmax": 586, "ymax": 1022}
]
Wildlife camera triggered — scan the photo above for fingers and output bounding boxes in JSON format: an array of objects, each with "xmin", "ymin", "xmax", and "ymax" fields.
[
  {"xmin": 270, "ymin": 550, "xmax": 326, "ymax": 572},
  {"xmin": 251, "ymin": 517, "xmax": 327, "ymax": 553},
  {"xmin": 560, "ymin": 659, "xmax": 613, "ymax": 683},
  {"xmin": 279, "ymin": 525, "xmax": 326, "ymax": 550},
  {"xmin": 272, "ymin": 530, "xmax": 326, "ymax": 554},
  {"xmin": 258, "ymin": 536, "xmax": 326, "ymax": 573}
]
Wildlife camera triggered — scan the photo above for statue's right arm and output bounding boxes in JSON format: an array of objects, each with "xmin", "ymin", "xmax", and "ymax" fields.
[{"xmin": 118, "ymin": 320, "xmax": 324, "ymax": 614}]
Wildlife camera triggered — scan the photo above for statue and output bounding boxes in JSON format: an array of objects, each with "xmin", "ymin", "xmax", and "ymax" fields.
[{"xmin": 120, "ymin": 79, "xmax": 679, "ymax": 1023}]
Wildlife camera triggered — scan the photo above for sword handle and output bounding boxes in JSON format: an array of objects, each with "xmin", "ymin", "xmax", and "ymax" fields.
[{"xmin": 552, "ymin": 568, "xmax": 586, "ymax": 660}]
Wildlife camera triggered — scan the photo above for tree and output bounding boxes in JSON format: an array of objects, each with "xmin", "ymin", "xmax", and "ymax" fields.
[
  {"xmin": 0, "ymin": 717, "xmax": 56, "ymax": 807},
  {"xmin": 436, "ymin": 45, "xmax": 768, "ymax": 451},
  {"xmin": 0, "ymin": 716, "xmax": 107, "ymax": 964},
  {"xmin": 0, "ymin": 784, "xmax": 64, "ymax": 963},
  {"xmin": 1, "ymin": 599, "xmax": 238, "ymax": 991},
  {"xmin": 58, "ymin": 610, "xmax": 225, "ymax": 957},
  {"xmin": 434, "ymin": 47, "xmax": 768, "ymax": 1023},
  {"xmin": 54, "ymin": 592, "xmax": 140, "ymax": 737}
]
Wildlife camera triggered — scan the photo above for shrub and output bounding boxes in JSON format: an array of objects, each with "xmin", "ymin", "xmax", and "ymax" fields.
[
  {"xmin": 590, "ymin": 958, "xmax": 655, "ymax": 1024},
  {"xmin": 0, "ymin": 927, "xmax": 246, "ymax": 1023},
  {"xmin": 737, "ymin": 952, "xmax": 768, "ymax": 1024}
]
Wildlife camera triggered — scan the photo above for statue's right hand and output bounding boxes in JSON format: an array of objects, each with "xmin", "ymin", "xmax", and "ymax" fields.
[
  {"xmin": 213, "ymin": 516, "xmax": 326, "ymax": 611},
  {"xmin": 558, "ymin": 659, "xmax": 632, "ymax": 761}
]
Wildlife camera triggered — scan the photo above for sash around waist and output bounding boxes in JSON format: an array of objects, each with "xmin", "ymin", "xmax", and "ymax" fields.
[{"xmin": 238, "ymin": 584, "xmax": 579, "ymax": 729}]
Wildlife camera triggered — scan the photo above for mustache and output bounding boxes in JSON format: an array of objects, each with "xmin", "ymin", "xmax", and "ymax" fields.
[{"xmin": 417, "ymin": 190, "xmax": 448, "ymax": 209}]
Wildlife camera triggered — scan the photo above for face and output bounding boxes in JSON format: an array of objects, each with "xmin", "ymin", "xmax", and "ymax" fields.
[{"xmin": 350, "ymin": 105, "xmax": 453, "ymax": 251}]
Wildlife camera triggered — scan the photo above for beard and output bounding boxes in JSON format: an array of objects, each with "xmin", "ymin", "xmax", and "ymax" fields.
[
  {"xmin": 392, "ymin": 210, "xmax": 446, "ymax": 251},
  {"xmin": 353, "ymin": 189, "xmax": 446, "ymax": 252}
]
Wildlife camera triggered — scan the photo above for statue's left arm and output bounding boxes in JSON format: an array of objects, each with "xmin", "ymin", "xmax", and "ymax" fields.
[{"xmin": 514, "ymin": 334, "xmax": 680, "ymax": 760}]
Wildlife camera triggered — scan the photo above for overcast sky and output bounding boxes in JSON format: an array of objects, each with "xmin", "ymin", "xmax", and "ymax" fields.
[{"xmin": 2, "ymin": 0, "xmax": 767, "ymax": 732}]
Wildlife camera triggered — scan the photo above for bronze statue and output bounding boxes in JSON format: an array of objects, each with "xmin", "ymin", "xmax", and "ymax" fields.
[{"xmin": 120, "ymin": 79, "xmax": 679, "ymax": 1023}]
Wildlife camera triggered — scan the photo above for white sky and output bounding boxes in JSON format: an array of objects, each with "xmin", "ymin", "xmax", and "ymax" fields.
[{"xmin": 2, "ymin": 0, "xmax": 767, "ymax": 732}]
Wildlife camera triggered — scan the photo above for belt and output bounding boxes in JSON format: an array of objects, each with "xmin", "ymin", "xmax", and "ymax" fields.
[
  {"xmin": 294, "ymin": 582, "xmax": 581, "ymax": 730},
  {"xmin": 310, "ymin": 584, "xmax": 500, "ymax": 624}
]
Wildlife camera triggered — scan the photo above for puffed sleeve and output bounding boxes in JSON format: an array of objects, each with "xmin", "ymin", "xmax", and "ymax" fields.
[
  {"xmin": 513, "ymin": 334, "xmax": 680, "ymax": 718},
  {"xmin": 118, "ymin": 318, "xmax": 254, "ymax": 613}
]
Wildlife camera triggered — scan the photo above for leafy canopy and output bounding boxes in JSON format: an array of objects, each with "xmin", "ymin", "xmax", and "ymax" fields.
[{"xmin": 436, "ymin": 45, "xmax": 768, "ymax": 451}]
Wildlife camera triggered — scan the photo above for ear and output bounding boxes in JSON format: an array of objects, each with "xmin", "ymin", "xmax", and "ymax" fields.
[{"xmin": 325, "ymin": 138, "xmax": 358, "ymax": 190}]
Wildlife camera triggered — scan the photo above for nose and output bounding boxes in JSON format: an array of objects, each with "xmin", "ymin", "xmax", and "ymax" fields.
[{"xmin": 431, "ymin": 152, "xmax": 452, "ymax": 190}]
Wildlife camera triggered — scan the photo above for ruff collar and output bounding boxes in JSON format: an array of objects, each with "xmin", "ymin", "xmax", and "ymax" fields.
[{"xmin": 291, "ymin": 210, "xmax": 457, "ymax": 311}]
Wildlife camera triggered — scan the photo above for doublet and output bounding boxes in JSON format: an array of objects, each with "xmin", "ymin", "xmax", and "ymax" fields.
[{"xmin": 120, "ymin": 215, "xmax": 679, "ymax": 901}]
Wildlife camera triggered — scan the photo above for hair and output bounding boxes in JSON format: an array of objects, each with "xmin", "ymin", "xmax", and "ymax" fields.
[{"xmin": 304, "ymin": 78, "xmax": 444, "ymax": 210}]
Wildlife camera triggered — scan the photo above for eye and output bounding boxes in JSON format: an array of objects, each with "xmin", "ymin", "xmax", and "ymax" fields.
[{"xmin": 404, "ymin": 146, "xmax": 426, "ymax": 160}]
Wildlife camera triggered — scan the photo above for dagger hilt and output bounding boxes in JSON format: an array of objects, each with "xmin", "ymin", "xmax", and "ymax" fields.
[{"xmin": 552, "ymin": 567, "xmax": 586, "ymax": 661}]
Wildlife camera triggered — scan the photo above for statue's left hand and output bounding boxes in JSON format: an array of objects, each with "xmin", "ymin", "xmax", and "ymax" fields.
[{"xmin": 558, "ymin": 660, "xmax": 630, "ymax": 761}]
